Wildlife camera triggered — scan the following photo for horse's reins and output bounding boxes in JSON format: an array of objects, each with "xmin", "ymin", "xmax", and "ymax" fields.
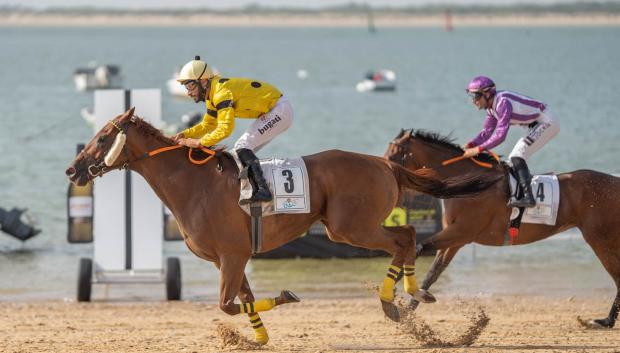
[
  {"xmin": 138, "ymin": 144, "xmax": 217, "ymax": 165},
  {"xmin": 441, "ymin": 150, "xmax": 500, "ymax": 169},
  {"xmin": 86, "ymin": 116, "xmax": 217, "ymax": 177}
]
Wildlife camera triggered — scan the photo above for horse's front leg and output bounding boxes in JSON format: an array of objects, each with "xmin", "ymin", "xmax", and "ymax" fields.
[
  {"xmin": 418, "ymin": 222, "xmax": 476, "ymax": 254},
  {"xmin": 409, "ymin": 245, "xmax": 463, "ymax": 311},
  {"xmin": 218, "ymin": 255, "xmax": 300, "ymax": 345},
  {"xmin": 238, "ymin": 274, "xmax": 268, "ymax": 345}
]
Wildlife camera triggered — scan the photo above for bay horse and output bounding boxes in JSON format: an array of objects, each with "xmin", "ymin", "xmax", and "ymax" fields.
[
  {"xmin": 65, "ymin": 109, "xmax": 499, "ymax": 345},
  {"xmin": 385, "ymin": 128, "xmax": 620, "ymax": 329}
]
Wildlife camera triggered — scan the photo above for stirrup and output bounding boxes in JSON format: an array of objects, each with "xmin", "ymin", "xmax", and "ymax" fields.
[
  {"xmin": 507, "ymin": 196, "xmax": 535, "ymax": 208},
  {"xmin": 240, "ymin": 190, "xmax": 272, "ymax": 205},
  {"xmin": 253, "ymin": 189, "xmax": 273, "ymax": 202}
]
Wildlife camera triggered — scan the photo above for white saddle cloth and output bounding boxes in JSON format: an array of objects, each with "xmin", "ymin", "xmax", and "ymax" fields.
[
  {"xmin": 509, "ymin": 174, "xmax": 560, "ymax": 226},
  {"xmin": 232, "ymin": 154, "xmax": 311, "ymax": 217}
]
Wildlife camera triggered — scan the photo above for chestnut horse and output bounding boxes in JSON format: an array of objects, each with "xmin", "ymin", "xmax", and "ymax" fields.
[
  {"xmin": 65, "ymin": 109, "xmax": 499, "ymax": 345},
  {"xmin": 385, "ymin": 129, "xmax": 620, "ymax": 328}
]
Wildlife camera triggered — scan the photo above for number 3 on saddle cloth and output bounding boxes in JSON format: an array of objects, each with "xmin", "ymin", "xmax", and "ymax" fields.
[
  {"xmin": 232, "ymin": 155, "xmax": 311, "ymax": 216},
  {"xmin": 506, "ymin": 173, "xmax": 560, "ymax": 245}
]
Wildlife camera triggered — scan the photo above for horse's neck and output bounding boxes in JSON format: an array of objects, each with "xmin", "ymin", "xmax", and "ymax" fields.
[
  {"xmin": 130, "ymin": 147, "xmax": 233, "ymax": 216},
  {"xmin": 414, "ymin": 142, "xmax": 501, "ymax": 178}
]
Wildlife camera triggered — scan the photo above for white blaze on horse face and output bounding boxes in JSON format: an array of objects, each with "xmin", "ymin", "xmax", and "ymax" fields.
[{"xmin": 104, "ymin": 132, "xmax": 126, "ymax": 166}]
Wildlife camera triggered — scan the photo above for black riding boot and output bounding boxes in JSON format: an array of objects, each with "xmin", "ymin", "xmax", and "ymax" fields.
[
  {"xmin": 508, "ymin": 157, "xmax": 536, "ymax": 208},
  {"xmin": 236, "ymin": 148, "xmax": 273, "ymax": 204}
]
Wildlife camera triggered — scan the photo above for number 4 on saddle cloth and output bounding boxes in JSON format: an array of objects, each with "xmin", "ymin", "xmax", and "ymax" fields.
[
  {"xmin": 506, "ymin": 173, "xmax": 560, "ymax": 245},
  {"xmin": 232, "ymin": 155, "xmax": 311, "ymax": 217}
]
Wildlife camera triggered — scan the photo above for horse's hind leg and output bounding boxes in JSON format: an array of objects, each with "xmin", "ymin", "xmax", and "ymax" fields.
[
  {"xmin": 594, "ymin": 290, "xmax": 620, "ymax": 328},
  {"xmin": 397, "ymin": 225, "xmax": 436, "ymax": 304},
  {"xmin": 586, "ymin": 251, "xmax": 620, "ymax": 328},
  {"xmin": 580, "ymin": 228, "xmax": 620, "ymax": 328},
  {"xmin": 326, "ymin": 223, "xmax": 432, "ymax": 321}
]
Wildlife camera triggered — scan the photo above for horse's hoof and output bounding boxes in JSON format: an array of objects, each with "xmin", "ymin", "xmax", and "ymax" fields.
[
  {"xmin": 279, "ymin": 290, "xmax": 301, "ymax": 304},
  {"xmin": 408, "ymin": 298, "xmax": 421, "ymax": 311},
  {"xmin": 590, "ymin": 318, "xmax": 612, "ymax": 329},
  {"xmin": 413, "ymin": 289, "xmax": 436, "ymax": 304},
  {"xmin": 255, "ymin": 333, "xmax": 269, "ymax": 345},
  {"xmin": 381, "ymin": 300, "xmax": 400, "ymax": 322}
]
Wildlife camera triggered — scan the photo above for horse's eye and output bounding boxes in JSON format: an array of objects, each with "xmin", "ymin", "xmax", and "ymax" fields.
[{"xmin": 97, "ymin": 136, "xmax": 106, "ymax": 145}]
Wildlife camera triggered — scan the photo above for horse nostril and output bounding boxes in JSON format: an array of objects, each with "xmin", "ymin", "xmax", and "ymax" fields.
[{"xmin": 65, "ymin": 167, "xmax": 76, "ymax": 177}]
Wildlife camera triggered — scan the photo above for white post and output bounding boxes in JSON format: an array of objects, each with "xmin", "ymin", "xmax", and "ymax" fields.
[{"xmin": 92, "ymin": 89, "xmax": 163, "ymax": 276}]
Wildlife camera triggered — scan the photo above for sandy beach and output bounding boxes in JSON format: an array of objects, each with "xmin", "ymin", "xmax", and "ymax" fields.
[
  {"xmin": 1, "ymin": 13, "xmax": 620, "ymax": 27},
  {"xmin": 1, "ymin": 294, "xmax": 617, "ymax": 353}
]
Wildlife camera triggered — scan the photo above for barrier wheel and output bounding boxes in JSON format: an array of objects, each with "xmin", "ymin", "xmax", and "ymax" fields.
[
  {"xmin": 166, "ymin": 257, "xmax": 182, "ymax": 300},
  {"xmin": 77, "ymin": 258, "xmax": 92, "ymax": 302}
]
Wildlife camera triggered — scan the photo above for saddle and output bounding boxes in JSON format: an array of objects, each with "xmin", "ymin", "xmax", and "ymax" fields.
[{"xmin": 231, "ymin": 151, "xmax": 311, "ymax": 255}]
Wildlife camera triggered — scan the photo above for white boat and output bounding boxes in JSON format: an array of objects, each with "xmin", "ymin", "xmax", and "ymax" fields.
[
  {"xmin": 73, "ymin": 64, "xmax": 122, "ymax": 92},
  {"xmin": 80, "ymin": 106, "xmax": 96, "ymax": 127},
  {"xmin": 166, "ymin": 69, "xmax": 187, "ymax": 98},
  {"xmin": 356, "ymin": 69, "xmax": 396, "ymax": 92}
]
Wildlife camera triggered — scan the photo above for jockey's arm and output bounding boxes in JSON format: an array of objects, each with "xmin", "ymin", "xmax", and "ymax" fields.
[
  {"xmin": 467, "ymin": 114, "xmax": 497, "ymax": 148},
  {"xmin": 199, "ymin": 89, "xmax": 235, "ymax": 147},
  {"xmin": 478, "ymin": 99, "xmax": 512, "ymax": 151},
  {"xmin": 181, "ymin": 113, "xmax": 217, "ymax": 139}
]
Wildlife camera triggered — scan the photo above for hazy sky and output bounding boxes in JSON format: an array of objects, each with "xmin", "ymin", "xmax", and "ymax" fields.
[{"xmin": 0, "ymin": 0, "xmax": 611, "ymax": 10}]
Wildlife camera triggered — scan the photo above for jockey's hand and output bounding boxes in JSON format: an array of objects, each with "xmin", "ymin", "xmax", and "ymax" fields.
[
  {"xmin": 462, "ymin": 147, "xmax": 481, "ymax": 158},
  {"xmin": 172, "ymin": 132, "xmax": 185, "ymax": 143},
  {"xmin": 177, "ymin": 138, "xmax": 202, "ymax": 148}
]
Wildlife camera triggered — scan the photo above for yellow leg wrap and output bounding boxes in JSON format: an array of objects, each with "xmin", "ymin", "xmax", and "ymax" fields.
[
  {"xmin": 239, "ymin": 298, "xmax": 276, "ymax": 314},
  {"xmin": 248, "ymin": 313, "xmax": 269, "ymax": 345},
  {"xmin": 379, "ymin": 265, "xmax": 401, "ymax": 302},
  {"xmin": 403, "ymin": 265, "xmax": 419, "ymax": 295}
]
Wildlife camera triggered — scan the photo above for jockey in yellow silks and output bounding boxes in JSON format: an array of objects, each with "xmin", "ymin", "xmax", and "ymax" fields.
[{"xmin": 173, "ymin": 56, "xmax": 294, "ymax": 204}]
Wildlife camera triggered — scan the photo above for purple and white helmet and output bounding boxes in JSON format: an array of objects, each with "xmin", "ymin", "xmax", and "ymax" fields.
[{"xmin": 466, "ymin": 76, "xmax": 496, "ymax": 95}]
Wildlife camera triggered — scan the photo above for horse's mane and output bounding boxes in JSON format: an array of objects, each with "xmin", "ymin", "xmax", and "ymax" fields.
[
  {"xmin": 410, "ymin": 129, "xmax": 498, "ymax": 164},
  {"xmin": 131, "ymin": 114, "xmax": 235, "ymax": 166},
  {"xmin": 132, "ymin": 115, "xmax": 175, "ymax": 145}
]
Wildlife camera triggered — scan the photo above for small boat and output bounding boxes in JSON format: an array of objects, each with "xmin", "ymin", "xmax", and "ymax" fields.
[
  {"xmin": 356, "ymin": 69, "xmax": 397, "ymax": 92},
  {"xmin": 80, "ymin": 106, "xmax": 96, "ymax": 128},
  {"xmin": 166, "ymin": 68, "xmax": 187, "ymax": 98},
  {"xmin": 73, "ymin": 63, "xmax": 122, "ymax": 92}
]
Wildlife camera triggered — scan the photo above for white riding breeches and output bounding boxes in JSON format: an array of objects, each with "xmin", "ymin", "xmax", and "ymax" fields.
[
  {"xmin": 233, "ymin": 96, "xmax": 293, "ymax": 152},
  {"xmin": 509, "ymin": 109, "xmax": 560, "ymax": 160}
]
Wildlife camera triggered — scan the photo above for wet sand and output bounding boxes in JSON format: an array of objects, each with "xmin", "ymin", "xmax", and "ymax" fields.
[{"xmin": 1, "ymin": 294, "xmax": 617, "ymax": 353}]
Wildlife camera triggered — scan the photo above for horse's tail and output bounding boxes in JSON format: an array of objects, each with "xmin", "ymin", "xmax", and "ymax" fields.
[{"xmin": 392, "ymin": 164, "xmax": 502, "ymax": 198}]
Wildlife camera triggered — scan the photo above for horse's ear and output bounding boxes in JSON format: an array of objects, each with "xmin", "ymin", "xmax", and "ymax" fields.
[
  {"xmin": 408, "ymin": 129, "xmax": 414, "ymax": 137},
  {"xmin": 397, "ymin": 128, "xmax": 405, "ymax": 138},
  {"xmin": 127, "ymin": 107, "xmax": 136, "ymax": 117}
]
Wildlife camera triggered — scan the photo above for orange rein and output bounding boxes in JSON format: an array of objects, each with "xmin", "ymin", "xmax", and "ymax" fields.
[
  {"xmin": 146, "ymin": 145, "xmax": 217, "ymax": 165},
  {"xmin": 441, "ymin": 150, "xmax": 500, "ymax": 169}
]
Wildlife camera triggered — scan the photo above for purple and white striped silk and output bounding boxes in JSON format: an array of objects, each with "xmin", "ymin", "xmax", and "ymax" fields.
[{"xmin": 469, "ymin": 90, "xmax": 547, "ymax": 151}]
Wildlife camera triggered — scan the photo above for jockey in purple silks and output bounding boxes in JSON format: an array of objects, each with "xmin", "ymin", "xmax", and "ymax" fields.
[{"xmin": 462, "ymin": 76, "xmax": 560, "ymax": 208}]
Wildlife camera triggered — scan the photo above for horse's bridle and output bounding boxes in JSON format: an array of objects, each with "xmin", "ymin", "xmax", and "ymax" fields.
[
  {"xmin": 81, "ymin": 115, "xmax": 221, "ymax": 179},
  {"xmin": 388, "ymin": 138, "xmax": 415, "ymax": 168},
  {"xmin": 85, "ymin": 118, "xmax": 133, "ymax": 177}
]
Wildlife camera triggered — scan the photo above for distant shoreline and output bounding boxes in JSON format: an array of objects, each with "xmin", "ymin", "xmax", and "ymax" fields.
[{"xmin": 1, "ymin": 13, "xmax": 620, "ymax": 27}]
